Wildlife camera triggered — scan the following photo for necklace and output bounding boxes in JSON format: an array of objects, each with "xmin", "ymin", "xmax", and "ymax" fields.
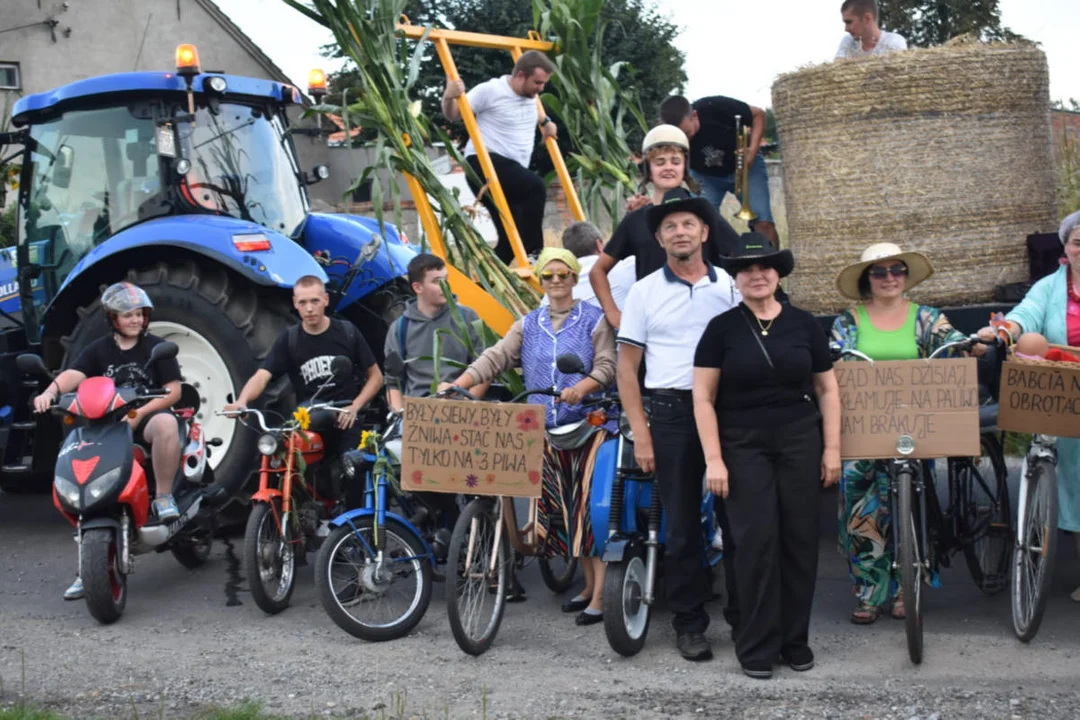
[{"xmin": 755, "ymin": 315, "xmax": 775, "ymax": 336}]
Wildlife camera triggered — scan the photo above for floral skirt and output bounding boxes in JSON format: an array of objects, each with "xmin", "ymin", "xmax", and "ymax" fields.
[
  {"xmin": 839, "ymin": 459, "xmax": 941, "ymax": 606},
  {"xmin": 536, "ymin": 430, "xmax": 608, "ymax": 559}
]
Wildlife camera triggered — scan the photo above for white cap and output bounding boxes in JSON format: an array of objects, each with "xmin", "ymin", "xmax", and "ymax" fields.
[{"xmin": 642, "ymin": 124, "xmax": 689, "ymax": 153}]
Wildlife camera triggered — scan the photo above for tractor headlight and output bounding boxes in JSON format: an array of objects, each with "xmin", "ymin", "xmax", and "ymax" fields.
[
  {"xmin": 55, "ymin": 476, "xmax": 81, "ymax": 508},
  {"xmin": 257, "ymin": 434, "xmax": 280, "ymax": 456}
]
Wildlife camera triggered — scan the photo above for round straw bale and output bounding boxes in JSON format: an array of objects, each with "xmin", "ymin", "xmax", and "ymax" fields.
[{"xmin": 771, "ymin": 42, "xmax": 1058, "ymax": 312}]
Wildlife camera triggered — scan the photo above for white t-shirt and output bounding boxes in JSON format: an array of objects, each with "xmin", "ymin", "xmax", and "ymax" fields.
[
  {"xmin": 540, "ymin": 254, "xmax": 636, "ymax": 311},
  {"xmin": 463, "ymin": 76, "xmax": 538, "ymax": 170},
  {"xmin": 617, "ymin": 263, "xmax": 741, "ymax": 390},
  {"xmin": 835, "ymin": 31, "xmax": 908, "ymax": 60}
]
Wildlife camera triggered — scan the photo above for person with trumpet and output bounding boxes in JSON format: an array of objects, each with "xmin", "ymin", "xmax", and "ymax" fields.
[{"xmin": 659, "ymin": 95, "xmax": 778, "ymax": 247}]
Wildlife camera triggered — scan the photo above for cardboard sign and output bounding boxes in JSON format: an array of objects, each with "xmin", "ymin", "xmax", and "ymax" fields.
[
  {"xmin": 836, "ymin": 358, "xmax": 980, "ymax": 459},
  {"xmin": 997, "ymin": 359, "xmax": 1080, "ymax": 438},
  {"xmin": 401, "ymin": 397, "xmax": 546, "ymax": 497}
]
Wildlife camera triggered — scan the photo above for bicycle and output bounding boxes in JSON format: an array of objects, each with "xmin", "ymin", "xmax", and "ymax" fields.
[
  {"xmin": 312, "ymin": 410, "xmax": 448, "ymax": 642},
  {"xmin": 833, "ymin": 337, "xmax": 1010, "ymax": 664},
  {"xmin": 1010, "ymin": 429, "xmax": 1059, "ymax": 642},
  {"xmin": 439, "ymin": 363, "xmax": 609, "ymax": 656}
]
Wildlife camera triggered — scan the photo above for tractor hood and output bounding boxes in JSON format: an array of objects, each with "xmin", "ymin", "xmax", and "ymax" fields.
[{"xmin": 299, "ymin": 213, "xmax": 417, "ymax": 308}]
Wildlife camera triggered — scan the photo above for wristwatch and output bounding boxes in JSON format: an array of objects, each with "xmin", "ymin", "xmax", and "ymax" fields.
[{"xmin": 540, "ymin": 116, "xmax": 552, "ymax": 127}]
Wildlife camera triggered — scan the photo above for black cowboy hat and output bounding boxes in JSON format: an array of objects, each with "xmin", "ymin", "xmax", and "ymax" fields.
[
  {"xmin": 719, "ymin": 232, "xmax": 795, "ymax": 278},
  {"xmin": 646, "ymin": 187, "xmax": 719, "ymax": 235}
]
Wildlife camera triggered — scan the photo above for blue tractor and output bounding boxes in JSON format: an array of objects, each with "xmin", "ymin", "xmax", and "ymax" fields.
[{"xmin": 0, "ymin": 46, "xmax": 417, "ymax": 501}]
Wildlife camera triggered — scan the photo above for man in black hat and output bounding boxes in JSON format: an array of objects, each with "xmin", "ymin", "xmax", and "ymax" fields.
[{"xmin": 616, "ymin": 187, "xmax": 742, "ymax": 661}]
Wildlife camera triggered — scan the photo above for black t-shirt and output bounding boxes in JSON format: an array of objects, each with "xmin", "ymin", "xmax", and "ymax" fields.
[
  {"xmin": 71, "ymin": 333, "xmax": 183, "ymax": 389},
  {"xmin": 689, "ymin": 96, "xmax": 753, "ymax": 177},
  {"xmin": 694, "ymin": 303, "xmax": 832, "ymax": 428},
  {"xmin": 263, "ymin": 318, "xmax": 377, "ymax": 403},
  {"xmin": 603, "ymin": 205, "xmax": 739, "ymax": 279}
]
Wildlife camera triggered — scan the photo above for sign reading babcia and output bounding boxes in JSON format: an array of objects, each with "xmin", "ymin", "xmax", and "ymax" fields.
[
  {"xmin": 998, "ymin": 357, "xmax": 1080, "ymax": 438},
  {"xmin": 401, "ymin": 397, "xmax": 546, "ymax": 498},
  {"xmin": 836, "ymin": 358, "xmax": 980, "ymax": 460}
]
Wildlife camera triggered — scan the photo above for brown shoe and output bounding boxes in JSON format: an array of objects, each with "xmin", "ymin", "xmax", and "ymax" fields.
[{"xmin": 850, "ymin": 601, "xmax": 881, "ymax": 625}]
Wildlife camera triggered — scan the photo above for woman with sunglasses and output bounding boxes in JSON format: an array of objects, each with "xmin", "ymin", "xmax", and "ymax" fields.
[
  {"xmin": 831, "ymin": 243, "xmax": 985, "ymax": 624},
  {"xmin": 440, "ymin": 248, "xmax": 617, "ymax": 624}
]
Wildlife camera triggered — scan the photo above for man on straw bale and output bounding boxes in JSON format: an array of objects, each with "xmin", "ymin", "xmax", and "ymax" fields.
[
  {"xmin": 442, "ymin": 50, "xmax": 557, "ymax": 265},
  {"xmin": 835, "ymin": 0, "xmax": 907, "ymax": 60},
  {"xmin": 659, "ymin": 95, "xmax": 779, "ymax": 248}
]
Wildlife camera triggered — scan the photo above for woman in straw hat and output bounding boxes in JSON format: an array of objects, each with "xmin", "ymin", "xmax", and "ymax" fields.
[
  {"xmin": 441, "ymin": 248, "xmax": 616, "ymax": 625},
  {"xmin": 590, "ymin": 124, "xmax": 740, "ymax": 331},
  {"xmin": 977, "ymin": 209, "xmax": 1080, "ymax": 602},
  {"xmin": 694, "ymin": 233, "xmax": 841, "ymax": 678},
  {"xmin": 832, "ymin": 242, "xmax": 985, "ymax": 624}
]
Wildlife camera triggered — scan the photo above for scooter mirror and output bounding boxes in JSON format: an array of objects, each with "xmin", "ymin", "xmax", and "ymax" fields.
[
  {"xmin": 149, "ymin": 341, "xmax": 180, "ymax": 364},
  {"xmin": 16, "ymin": 353, "xmax": 50, "ymax": 378},
  {"xmin": 331, "ymin": 355, "xmax": 353, "ymax": 382},
  {"xmin": 556, "ymin": 353, "xmax": 586, "ymax": 375}
]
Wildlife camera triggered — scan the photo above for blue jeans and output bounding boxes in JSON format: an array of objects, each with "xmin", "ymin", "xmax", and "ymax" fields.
[{"xmin": 691, "ymin": 152, "xmax": 774, "ymax": 224}]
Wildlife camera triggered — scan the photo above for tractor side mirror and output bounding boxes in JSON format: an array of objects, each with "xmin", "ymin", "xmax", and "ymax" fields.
[{"xmin": 52, "ymin": 145, "xmax": 74, "ymax": 189}]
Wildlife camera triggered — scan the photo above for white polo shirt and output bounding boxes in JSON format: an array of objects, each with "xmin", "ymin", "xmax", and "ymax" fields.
[{"xmin": 618, "ymin": 263, "xmax": 741, "ymax": 390}]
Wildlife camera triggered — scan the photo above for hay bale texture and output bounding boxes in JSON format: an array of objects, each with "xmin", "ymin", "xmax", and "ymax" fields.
[{"xmin": 771, "ymin": 42, "xmax": 1058, "ymax": 312}]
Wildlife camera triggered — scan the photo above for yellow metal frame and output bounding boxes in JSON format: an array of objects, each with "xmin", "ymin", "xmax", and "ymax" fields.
[{"xmin": 397, "ymin": 19, "xmax": 585, "ymax": 273}]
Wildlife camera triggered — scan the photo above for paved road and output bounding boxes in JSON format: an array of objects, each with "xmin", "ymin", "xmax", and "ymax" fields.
[{"xmin": 2, "ymin": 473, "xmax": 1079, "ymax": 719}]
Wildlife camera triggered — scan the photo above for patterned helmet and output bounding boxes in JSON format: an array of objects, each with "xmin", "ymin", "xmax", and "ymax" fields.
[{"xmin": 101, "ymin": 282, "xmax": 154, "ymax": 315}]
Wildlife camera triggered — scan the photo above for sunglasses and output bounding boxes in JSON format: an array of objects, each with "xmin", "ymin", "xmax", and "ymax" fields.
[
  {"xmin": 867, "ymin": 264, "xmax": 908, "ymax": 279},
  {"xmin": 540, "ymin": 269, "xmax": 574, "ymax": 281}
]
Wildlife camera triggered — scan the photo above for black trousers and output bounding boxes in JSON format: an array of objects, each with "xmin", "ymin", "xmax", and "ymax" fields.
[
  {"xmin": 650, "ymin": 391, "xmax": 739, "ymax": 635},
  {"xmin": 321, "ymin": 425, "xmax": 364, "ymax": 510},
  {"xmin": 466, "ymin": 153, "xmax": 546, "ymax": 263},
  {"xmin": 721, "ymin": 412, "xmax": 823, "ymax": 669}
]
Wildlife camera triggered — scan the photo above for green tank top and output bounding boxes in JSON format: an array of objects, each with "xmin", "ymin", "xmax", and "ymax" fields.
[{"xmin": 854, "ymin": 304, "xmax": 919, "ymax": 360}]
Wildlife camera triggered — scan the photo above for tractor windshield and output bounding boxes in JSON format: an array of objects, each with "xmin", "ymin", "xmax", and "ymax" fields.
[
  {"xmin": 19, "ymin": 105, "xmax": 168, "ymax": 281},
  {"xmin": 177, "ymin": 102, "xmax": 307, "ymax": 236}
]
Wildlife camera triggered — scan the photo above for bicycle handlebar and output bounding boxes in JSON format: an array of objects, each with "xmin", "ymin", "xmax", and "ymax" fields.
[{"xmin": 217, "ymin": 401, "xmax": 352, "ymax": 434}]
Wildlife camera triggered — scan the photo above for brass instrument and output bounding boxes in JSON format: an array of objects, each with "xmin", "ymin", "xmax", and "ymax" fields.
[{"xmin": 734, "ymin": 115, "xmax": 757, "ymax": 222}]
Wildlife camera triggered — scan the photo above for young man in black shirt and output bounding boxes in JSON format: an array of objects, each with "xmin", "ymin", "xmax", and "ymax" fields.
[
  {"xmin": 33, "ymin": 282, "xmax": 185, "ymax": 599},
  {"xmin": 659, "ymin": 95, "xmax": 778, "ymax": 247},
  {"xmin": 226, "ymin": 276, "xmax": 383, "ymax": 498}
]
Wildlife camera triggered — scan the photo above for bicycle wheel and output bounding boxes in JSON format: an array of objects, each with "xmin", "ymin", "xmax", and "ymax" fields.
[
  {"xmin": 538, "ymin": 556, "xmax": 578, "ymax": 594},
  {"xmin": 446, "ymin": 498, "xmax": 509, "ymax": 656},
  {"xmin": 1011, "ymin": 457, "xmax": 1059, "ymax": 643},
  {"xmin": 897, "ymin": 467, "xmax": 924, "ymax": 664},
  {"xmin": 315, "ymin": 517, "xmax": 433, "ymax": 642},
  {"xmin": 960, "ymin": 434, "xmax": 1012, "ymax": 595}
]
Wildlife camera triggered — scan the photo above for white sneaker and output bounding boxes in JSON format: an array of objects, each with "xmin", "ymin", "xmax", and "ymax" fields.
[
  {"xmin": 63, "ymin": 576, "xmax": 85, "ymax": 601},
  {"xmin": 153, "ymin": 495, "xmax": 180, "ymax": 522}
]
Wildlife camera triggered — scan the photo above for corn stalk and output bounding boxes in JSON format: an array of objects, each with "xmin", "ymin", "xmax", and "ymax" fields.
[
  {"xmin": 283, "ymin": 0, "xmax": 541, "ymax": 318},
  {"xmin": 532, "ymin": 0, "xmax": 647, "ymax": 229}
]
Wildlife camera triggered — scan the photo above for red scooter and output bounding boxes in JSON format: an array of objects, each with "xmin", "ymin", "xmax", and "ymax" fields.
[{"xmin": 17, "ymin": 342, "xmax": 237, "ymax": 624}]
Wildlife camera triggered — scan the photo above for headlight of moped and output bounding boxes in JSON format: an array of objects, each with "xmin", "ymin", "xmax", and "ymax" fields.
[
  {"xmin": 618, "ymin": 413, "xmax": 634, "ymax": 443},
  {"xmin": 84, "ymin": 467, "xmax": 124, "ymax": 504},
  {"xmin": 55, "ymin": 476, "xmax": 81, "ymax": 508},
  {"xmin": 257, "ymin": 433, "xmax": 280, "ymax": 456}
]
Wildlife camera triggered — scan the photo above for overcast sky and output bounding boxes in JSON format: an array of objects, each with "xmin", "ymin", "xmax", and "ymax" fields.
[{"xmin": 213, "ymin": 0, "xmax": 1080, "ymax": 109}]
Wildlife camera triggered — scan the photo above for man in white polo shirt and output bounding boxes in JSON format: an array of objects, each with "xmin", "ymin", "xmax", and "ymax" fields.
[
  {"xmin": 442, "ymin": 51, "xmax": 557, "ymax": 263},
  {"xmin": 617, "ymin": 187, "xmax": 741, "ymax": 662}
]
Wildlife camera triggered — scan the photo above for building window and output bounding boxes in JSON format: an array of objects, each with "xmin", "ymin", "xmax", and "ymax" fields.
[{"xmin": 0, "ymin": 63, "xmax": 20, "ymax": 90}]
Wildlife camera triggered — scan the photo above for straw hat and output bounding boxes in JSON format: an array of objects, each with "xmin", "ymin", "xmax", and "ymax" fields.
[{"xmin": 835, "ymin": 242, "xmax": 934, "ymax": 300}]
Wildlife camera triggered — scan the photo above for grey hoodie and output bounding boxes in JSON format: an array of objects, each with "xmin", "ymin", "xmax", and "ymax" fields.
[{"xmin": 384, "ymin": 299, "xmax": 484, "ymax": 398}]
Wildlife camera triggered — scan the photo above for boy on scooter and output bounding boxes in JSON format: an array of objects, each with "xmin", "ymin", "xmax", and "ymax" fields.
[{"xmin": 32, "ymin": 282, "xmax": 185, "ymax": 600}]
